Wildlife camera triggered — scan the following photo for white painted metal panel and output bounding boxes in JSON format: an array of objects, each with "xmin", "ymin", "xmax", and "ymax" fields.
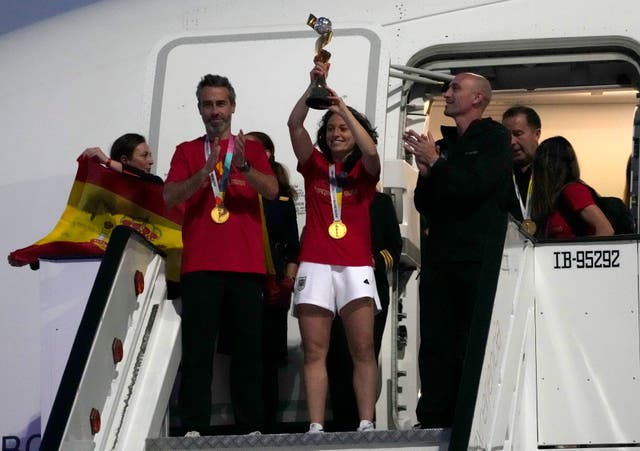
[
  {"xmin": 383, "ymin": 159, "xmax": 420, "ymax": 253},
  {"xmin": 100, "ymin": 291, "xmax": 181, "ymax": 450},
  {"xmin": 535, "ymin": 240, "xmax": 640, "ymax": 446},
  {"xmin": 469, "ymin": 223, "xmax": 536, "ymax": 451},
  {"xmin": 40, "ymin": 259, "xmax": 101, "ymax": 433},
  {"xmin": 60, "ymin": 236, "xmax": 166, "ymax": 450}
]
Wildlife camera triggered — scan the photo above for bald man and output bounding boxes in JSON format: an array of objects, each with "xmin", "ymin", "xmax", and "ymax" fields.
[{"xmin": 403, "ymin": 73, "xmax": 511, "ymax": 439}]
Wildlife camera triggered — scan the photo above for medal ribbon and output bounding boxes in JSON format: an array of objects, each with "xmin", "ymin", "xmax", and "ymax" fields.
[
  {"xmin": 257, "ymin": 195, "xmax": 276, "ymax": 274},
  {"xmin": 513, "ymin": 173, "xmax": 533, "ymax": 220},
  {"xmin": 204, "ymin": 136, "xmax": 234, "ymax": 205},
  {"xmin": 329, "ymin": 164, "xmax": 343, "ymax": 223}
]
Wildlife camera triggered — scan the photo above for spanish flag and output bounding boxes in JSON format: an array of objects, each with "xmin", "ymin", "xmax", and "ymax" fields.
[{"xmin": 8, "ymin": 157, "xmax": 183, "ymax": 280}]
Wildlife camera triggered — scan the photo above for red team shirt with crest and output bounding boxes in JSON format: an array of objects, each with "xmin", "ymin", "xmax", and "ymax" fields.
[
  {"xmin": 298, "ymin": 150, "xmax": 378, "ymax": 267},
  {"xmin": 545, "ymin": 181, "xmax": 597, "ymax": 238},
  {"xmin": 165, "ymin": 136, "xmax": 274, "ymax": 274}
]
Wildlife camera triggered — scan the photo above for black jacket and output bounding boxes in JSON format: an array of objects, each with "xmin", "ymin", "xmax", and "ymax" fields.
[
  {"xmin": 122, "ymin": 163, "xmax": 164, "ymax": 184},
  {"xmin": 414, "ymin": 118, "xmax": 511, "ymax": 262},
  {"xmin": 371, "ymin": 192, "xmax": 403, "ymax": 290},
  {"xmin": 263, "ymin": 190, "xmax": 300, "ymax": 280}
]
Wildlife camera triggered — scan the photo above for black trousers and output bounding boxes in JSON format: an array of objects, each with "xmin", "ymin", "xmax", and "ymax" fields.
[
  {"xmin": 415, "ymin": 260, "xmax": 481, "ymax": 428},
  {"xmin": 178, "ymin": 271, "xmax": 264, "ymax": 433},
  {"xmin": 326, "ymin": 275, "xmax": 389, "ymax": 432},
  {"xmin": 262, "ymin": 305, "xmax": 289, "ymax": 432}
]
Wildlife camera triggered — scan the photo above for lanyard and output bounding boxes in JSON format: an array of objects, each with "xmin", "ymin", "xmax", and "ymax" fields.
[
  {"xmin": 204, "ymin": 136, "xmax": 234, "ymax": 205},
  {"xmin": 329, "ymin": 164, "xmax": 343, "ymax": 222},
  {"xmin": 258, "ymin": 195, "xmax": 276, "ymax": 274},
  {"xmin": 513, "ymin": 172, "xmax": 533, "ymax": 220}
]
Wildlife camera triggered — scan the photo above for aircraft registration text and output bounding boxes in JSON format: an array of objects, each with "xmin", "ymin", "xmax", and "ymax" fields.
[{"xmin": 553, "ymin": 250, "xmax": 620, "ymax": 269}]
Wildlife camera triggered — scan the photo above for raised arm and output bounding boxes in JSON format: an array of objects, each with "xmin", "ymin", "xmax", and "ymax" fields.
[
  {"xmin": 233, "ymin": 130, "xmax": 278, "ymax": 200},
  {"xmin": 163, "ymin": 140, "xmax": 218, "ymax": 208},
  {"xmin": 287, "ymin": 60, "xmax": 328, "ymax": 166},
  {"xmin": 417, "ymin": 124, "xmax": 511, "ymax": 204},
  {"xmin": 402, "ymin": 129, "xmax": 439, "ymax": 177},
  {"xmin": 79, "ymin": 147, "xmax": 125, "ymax": 174},
  {"xmin": 327, "ymin": 88, "xmax": 380, "ymax": 176}
]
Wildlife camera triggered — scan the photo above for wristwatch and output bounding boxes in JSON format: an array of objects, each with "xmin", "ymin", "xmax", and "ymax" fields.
[{"xmin": 238, "ymin": 160, "xmax": 251, "ymax": 173}]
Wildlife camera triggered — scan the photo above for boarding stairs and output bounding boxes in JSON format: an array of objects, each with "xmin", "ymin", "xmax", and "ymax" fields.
[{"xmin": 40, "ymin": 221, "xmax": 640, "ymax": 450}]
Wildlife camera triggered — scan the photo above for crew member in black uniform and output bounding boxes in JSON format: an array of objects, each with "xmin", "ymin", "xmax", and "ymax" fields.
[
  {"xmin": 402, "ymin": 72, "xmax": 511, "ymax": 449},
  {"xmin": 246, "ymin": 131, "xmax": 300, "ymax": 433},
  {"xmin": 326, "ymin": 190, "xmax": 403, "ymax": 431}
]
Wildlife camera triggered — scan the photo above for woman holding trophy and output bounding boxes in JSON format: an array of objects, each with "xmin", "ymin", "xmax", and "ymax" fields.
[{"xmin": 287, "ymin": 51, "xmax": 381, "ymax": 433}]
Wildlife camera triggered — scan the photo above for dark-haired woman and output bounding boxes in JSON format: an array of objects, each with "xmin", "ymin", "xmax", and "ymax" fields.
[
  {"xmin": 80, "ymin": 133, "xmax": 162, "ymax": 183},
  {"xmin": 245, "ymin": 131, "xmax": 300, "ymax": 432},
  {"xmin": 287, "ymin": 59, "xmax": 380, "ymax": 433},
  {"xmin": 530, "ymin": 136, "xmax": 613, "ymax": 238}
]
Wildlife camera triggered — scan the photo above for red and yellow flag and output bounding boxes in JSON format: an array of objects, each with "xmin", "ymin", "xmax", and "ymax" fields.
[{"xmin": 8, "ymin": 157, "xmax": 183, "ymax": 280}]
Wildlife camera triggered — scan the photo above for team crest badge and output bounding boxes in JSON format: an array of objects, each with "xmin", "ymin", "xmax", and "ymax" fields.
[{"xmin": 296, "ymin": 276, "xmax": 306, "ymax": 291}]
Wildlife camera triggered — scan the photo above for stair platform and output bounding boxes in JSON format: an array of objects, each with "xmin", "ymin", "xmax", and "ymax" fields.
[{"xmin": 146, "ymin": 428, "xmax": 448, "ymax": 450}]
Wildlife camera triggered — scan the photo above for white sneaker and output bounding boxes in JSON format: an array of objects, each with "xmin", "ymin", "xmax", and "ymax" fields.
[
  {"xmin": 357, "ymin": 420, "xmax": 375, "ymax": 432},
  {"xmin": 308, "ymin": 422, "xmax": 325, "ymax": 433},
  {"xmin": 184, "ymin": 430, "xmax": 201, "ymax": 437},
  {"xmin": 246, "ymin": 431, "xmax": 262, "ymax": 435}
]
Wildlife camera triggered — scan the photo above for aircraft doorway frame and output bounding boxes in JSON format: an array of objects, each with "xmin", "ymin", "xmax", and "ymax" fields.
[
  {"xmin": 391, "ymin": 35, "xmax": 640, "ymax": 232},
  {"xmin": 387, "ymin": 35, "xmax": 640, "ymax": 448}
]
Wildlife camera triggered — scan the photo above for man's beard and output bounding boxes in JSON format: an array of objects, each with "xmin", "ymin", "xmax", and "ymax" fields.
[{"xmin": 206, "ymin": 119, "xmax": 227, "ymax": 137}]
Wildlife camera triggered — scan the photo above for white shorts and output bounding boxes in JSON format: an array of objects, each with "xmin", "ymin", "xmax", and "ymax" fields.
[{"xmin": 292, "ymin": 262, "xmax": 381, "ymax": 316}]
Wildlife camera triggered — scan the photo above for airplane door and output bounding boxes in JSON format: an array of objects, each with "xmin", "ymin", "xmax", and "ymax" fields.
[
  {"xmin": 146, "ymin": 26, "xmax": 389, "ymax": 195},
  {"xmin": 144, "ymin": 25, "xmax": 391, "ymax": 427}
]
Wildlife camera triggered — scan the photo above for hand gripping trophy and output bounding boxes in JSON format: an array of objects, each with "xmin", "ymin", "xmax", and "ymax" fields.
[{"xmin": 306, "ymin": 14, "xmax": 333, "ymax": 109}]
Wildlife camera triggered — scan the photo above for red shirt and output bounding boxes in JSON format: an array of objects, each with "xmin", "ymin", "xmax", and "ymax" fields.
[
  {"xmin": 165, "ymin": 136, "xmax": 274, "ymax": 274},
  {"xmin": 545, "ymin": 182, "xmax": 597, "ymax": 239},
  {"xmin": 298, "ymin": 150, "xmax": 378, "ymax": 266}
]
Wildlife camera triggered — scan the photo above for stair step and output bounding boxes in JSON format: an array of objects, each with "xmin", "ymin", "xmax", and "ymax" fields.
[{"xmin": 146, "ymin": 428, "xmax": 448, "ymax": 450}]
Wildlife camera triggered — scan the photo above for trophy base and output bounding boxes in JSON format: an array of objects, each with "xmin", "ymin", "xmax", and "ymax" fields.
[{"xmin": 306, "ymin": 87, "xmax": 332, "ymax": 110}]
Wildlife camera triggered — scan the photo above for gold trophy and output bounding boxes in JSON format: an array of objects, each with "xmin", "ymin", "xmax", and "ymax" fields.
[{"xmin": 306, "ymin": 14, "xmax": 333, "ymax": 109}]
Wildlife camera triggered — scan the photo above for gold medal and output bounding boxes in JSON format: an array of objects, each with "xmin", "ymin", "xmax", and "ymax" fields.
[
  {"xmin": 522, "ymin": 219, "xmax": 537, "ymax": 235},
  {"xmin": 328, "ymin": 220, "xmax": 347, "ymax": 239},
  {"xmin": 211, "ymin": 205, "xmax": 230, "ymax": 224}
]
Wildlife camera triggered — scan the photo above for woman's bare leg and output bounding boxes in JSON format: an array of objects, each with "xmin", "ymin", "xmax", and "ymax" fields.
[
  {"xmin": 297, "ymin": 304, "xmax": 333, "ymax": 425},
  {"xmin": 340, "ymin": 297, "xmax": 377, "ymax": 422}
]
